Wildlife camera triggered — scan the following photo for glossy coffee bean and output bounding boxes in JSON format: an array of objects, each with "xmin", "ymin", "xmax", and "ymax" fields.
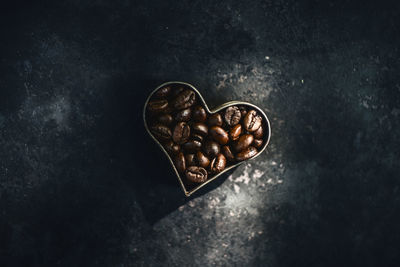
[
  {"xmin": 253, "ymin": 125, "xmax": 264, "ymax": 139},
  {"xmin": 192, "ymin": 133, "xmax": 204, "ymax": 142},
  {"xmin": 164, "ymin": 140, "xmax": 180, "ymax": 155},
  {"xmin": 224, "ymin": 106, "xmax": 241, "ymax": 126},
  {"xmin": 196, "ymin": 151, "xmax": 210, "ymax": 168},
  {"xmin": 173, "ymin": 89, "xmax": 196, "ymax": 110},
  {"xmin": 243, "ymin": 110, "xmax": 262, "ymax": 132},
  {"xmin": 209, "ymin": 126, "xmax": 229, "ymax": 145},
  {"xmin": 172, "ymin": 122, "xmax": 190, "ymax": 144},
  {"xmin": 185, "ymin": 154, "xmax": 197, "ymax": 166},
  {"xmin": 147, "ymin": 99, "xmax": 168, "ymax": 113},
  {"xmin": 253, "ymin": 139, "xmax": 263, "ymax": 148},
  {"xmin": 203, "ymin": 140, "xmax": 220, "ymax": 158},
  {"xmin": 236, "ymin": 146, "xmax": 258, "ymax": 161},
  {"xmin": 208, "ymin": 113, "xmax": 223, "ymax": 126},
  {"xmin": 158, "ymin": 114, "xmax": 173, "ymax": 125},
  {"xmin": 150, "ymin": 124, "xmax": 172, "ymax": 141},
  {"xmin": 154, "ymin": 86, "xmax": 171, "ymax": 98},
  {"xmin": 192, "ymin": 123, "xmax": 208, "ymax": 136},
  {"xmin": 185, "ymin": 166, "xmax": 208, "ymax": 183},
  {"xmin": 175, "ymin": 108, "xmax": 191, "ymax": 122},
  {"xmin": 222, "ymin": 145, "xmax": 235, "ymax": 162},
  {"xmin": 233, "ymin": 134, "xmax": 254, "ymax": 151},
  {"xmin": 175, "ymin": 152, "xmax": 186, "ymax": 173},
  {"xmin": 183, "ymin": 140, "xmax": 202, "ymax": 152},
  {"xmin": 193, "ymin": 105, "xmax": 207, "ymax": 122},
  {"xmin": 229, "ymin": 124, "xmax": 242, "ymax": 141},
  {"xmin": 210, "ymin": 153, "xmax": 226, "ymax": 173}
]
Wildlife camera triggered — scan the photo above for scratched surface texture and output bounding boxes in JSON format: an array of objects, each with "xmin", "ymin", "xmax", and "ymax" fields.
[{"xmin": 1, "ymin": 0, "xmax": 400, "ymax": 266}]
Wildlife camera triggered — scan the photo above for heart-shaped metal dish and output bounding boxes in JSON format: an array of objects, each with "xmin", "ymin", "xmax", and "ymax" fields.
[{"xmin": 143, "ymin": 81, "xmax": 271, "ymax": 196}]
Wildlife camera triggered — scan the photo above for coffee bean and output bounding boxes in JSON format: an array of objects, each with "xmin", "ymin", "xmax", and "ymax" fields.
[
  {"xmin": 172, "ymin": 122, "xmax": 190, "ymax": 144},
  {"xmin": 236, "ymin": 146, "xmax": 258, "ymax": 161},
  {"xmin": 203, "ymin": 140, "xmax": 220, "ymax": 158},
  {"xmin": 192, "ymin": 123, "xmax": 208, "ymax": 136},
  {"xmin": 175, "ymin": 108, "xmax": 191, "ymax": 122},
  {"xmin": 224, "ymin": 106, "xmax": 241, "ymax": 126},
  {"xmin": 253, "ymin": 139, "xmax": 263, "ymax": 148},
  {"xmin": 209, "ymin": 126, "xmax": 229, "ymax": 145},
  {"xmin": 164, "ymin": 140, "xmax": 180, "ymax": 155},
  {"xmin": 243, "ymin": 110, "xmax": 262, "ymax": 132},
  {"xmin": 196, "ymin": 151, "xmax": 210, "ymax": 168},
  {"xmin": 175, "ymin": 152, "xmax": 186, "ymax": 173},
  {"xmin": 192, "ymin": 133, "xmax": 204, "ymax": 142},
  {"xmin": 173, "ymin": 89, "xmax": 196, "ymax": 110},
  {"xmin": 208, "ymin": 113, "xmax": 223, "ymax": 126},
  {"xmin": 150, "ymin": 124, "xmax": 172, "ymax": 141},
  {"xmin": 158, "ymin": 114, "xmax": 173, "ymax": 125},
  {"xmin": 253, "ymin": 125, "xmax": 264, "ymax": 139},
  {"xmin": 171, "ymin": 86, "xmax": 185, "ymax": 97},
  {"xmin": 185, "ymin": 154, "xmax": 197, "ymax": 166},
  {"xmin": 183, "ymin": 140, "xmax": 202, "ymax": 152},
  {"xmin": 229, "ymin": 124, "xmax": 242, "ymax": 141},
  {"xmin": 147, "ymin": 99, "xmax": 169, "ymax": 113},
  {"xmin": 185, "ymin": 166, "xmax": 208, "ymax": 183},
  {"xmin": 233, "ymin": 134, "xmax": 254, "ymax": 151},
  {"xmin": 154, "ymin": 86, "xmax": 171, "ymax": 98},
  {"xmin": 222, "ymin": 145, "xmax": 235, "ymax": 162},
  {"xmin": 210, "ymin": 153, "xmax": 226, "ymax": 173},
  {"xmin": 193, "ymin": 105, "xmax": 207, "ymax": 122}
]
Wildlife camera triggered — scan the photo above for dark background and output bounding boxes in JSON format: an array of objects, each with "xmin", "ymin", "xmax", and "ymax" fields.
[{"xmin": 1, "ymin": 0, "xmax": 400, "ymax": 266}]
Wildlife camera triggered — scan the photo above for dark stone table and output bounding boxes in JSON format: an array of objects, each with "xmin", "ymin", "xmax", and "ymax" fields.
[{"xmin": 1, "ymin": 0, "xmax": 399, "ymax": 266}]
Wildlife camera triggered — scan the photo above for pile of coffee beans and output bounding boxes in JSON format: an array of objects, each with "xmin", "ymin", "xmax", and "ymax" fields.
[{"xmin": 145, "ymin": 84, "xmax": 267, "ymax": 186}]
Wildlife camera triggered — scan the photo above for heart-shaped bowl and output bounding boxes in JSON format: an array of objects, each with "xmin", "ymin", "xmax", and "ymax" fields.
[{"xmin": 143, "ymin": 81, "xmax": 271, "ymax": 196}]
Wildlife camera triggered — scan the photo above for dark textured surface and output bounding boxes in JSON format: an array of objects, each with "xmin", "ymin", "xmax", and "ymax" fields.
[{"xmin": 1, "ymin": 0, "xmax": 400, "ymax": 266}]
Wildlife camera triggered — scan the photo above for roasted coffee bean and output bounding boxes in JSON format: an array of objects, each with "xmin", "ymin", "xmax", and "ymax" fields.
[
  {"xmin": 196, "ymin": 151, "xmax": 210, "ymax": 168},
  {"xmin": 229, "ymin": 124, "xmax": 242, "ymax": 141},
  {"xmin": 175, "ymin": 108, "xmax": 191, "ymax": 122},
  {"xmin": 239, "ymin": 106, "xmax": 247, "ymax": 117},
  {"xmin": 173, "ymin": 89, "xmax": 196, "ymax": 110},
  {"xmin": 203, "ymin": 140, "xmax": 220, "ymax": 158},
  {"xmin": 210, "ymin": 153, "xmax": 226, "ymax": 173},
  {"xmin": 209, "ymin": 126, "xmax": 229, "ymax": 145},
  {"xmin": 222, "ymin": 145, "xmax": 235, "ymax": 162},
  {"xmin": 243, "ymin": 110, "xmax": 262, "ymax": 132},
  {"xmin": 193, "ymin": 105, "xmax": 207, "ymax": 122},
  {"xmin": 185, "ymin": 166, "xmax": 208, "ymax": 183},
  {"xmin": 208, "ymin": 113, "xmax": 223, "ymax": 126},
  {"xmin": 185, "ymin": 154, "xmax": 197, "ymax": 166},
  {"xmin": 183, "ymin": 140, "xmax": 202, "ymax": 152},
  {"xmin": 162, "ymin": 106, "xmax": 174, "ymax": 115},
  {"xmin": 154, "ymin": 86, "xmax": 171, "ymax": 98},
  {"xmin": 233, "ymin": 134, "xmax": 254, "ymax": 151},
  {"xmin": 253, "ymin": 139, "xmax": 263, "ymax": 148},
  {"xmin": 172, "ymin": 122, "xmax": 190, "ymax": 144},
  {"xmin": 175, "ymin": 152, "xmax": 186, "ymax": 173},
  {"xmin": 171, "ymin": 86, "xmax": 185, "ymax": 97},
  {"xmin": 236, "ymin": 146, "xmax": 258, "ymax": 161},
  {"xmin": 147, "ymin": 99, "xmax": 168, "ymax": 113},
  {"xmin": 192, "ymin": 122, "xmax": 208, "ymax": 136},
  {"xmin": 224, "ymin": 106, "xmax": 241, "ymax": 126},
  {"xmin": 158, "ymin": 114, "xmax": 173, "ymax": 125},
  {"xmin": 164, "ymin": 140, "xmax": 180, "ymax": 155},
  {"xmin": 150, "ymin": 124, "xmax": 172, "ymax": 140},
  {"xmin": 192, "ymin": 133, "xmax": 204, "ymax": 142},
  {"xmin": 253, "ymin": 125, "xmax": 264, "ymax": 139}
]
